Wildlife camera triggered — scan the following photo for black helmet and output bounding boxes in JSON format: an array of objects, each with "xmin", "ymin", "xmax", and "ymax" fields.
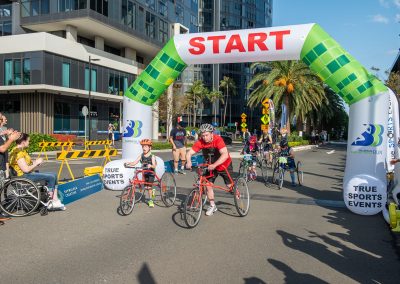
[{"xmin": 280, "ymin": 140, "xmax": 288, "ymax": 148}]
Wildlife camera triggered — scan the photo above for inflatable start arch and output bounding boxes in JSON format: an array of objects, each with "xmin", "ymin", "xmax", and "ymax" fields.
[{"xmin": 107, "ymin": 23, "xmax": 396, "ymax": 216}]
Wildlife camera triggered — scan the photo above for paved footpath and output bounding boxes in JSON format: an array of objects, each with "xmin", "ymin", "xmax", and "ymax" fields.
[{"xmin": 1, "ymin": 144, "xmax": 400, "ymax": 283}]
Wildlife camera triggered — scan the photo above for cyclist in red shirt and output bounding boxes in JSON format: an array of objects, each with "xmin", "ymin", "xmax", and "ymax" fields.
[{"xmin": 186, "ymin": 123, "xmax": 233, "ymax": 216}]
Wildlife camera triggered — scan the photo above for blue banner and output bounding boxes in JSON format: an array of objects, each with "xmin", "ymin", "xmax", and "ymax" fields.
[
  {"xmin": 164, "ymin": 155, "xmax": 205, "ymax": 173},
  {"xmin": 58, "ymin": 174, "xmax": 103, "ymax": 205},
  {"xmin": 281, "ymin": 103, "xmax": 287, "ymax": 129}
]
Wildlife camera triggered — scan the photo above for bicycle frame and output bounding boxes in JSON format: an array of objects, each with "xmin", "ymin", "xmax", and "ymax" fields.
[
  {"xmin": 194, "ymin": 163, "xmax": 234, "ymax": 195},
  {"xmin": 130, "ymin": 168, "xmax": 162, "ymax": 189}
]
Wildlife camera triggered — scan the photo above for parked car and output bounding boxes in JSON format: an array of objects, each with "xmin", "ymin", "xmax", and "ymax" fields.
[{"xmin": 220, "ymin": 131, "xmax": 233, "ymax": 145}]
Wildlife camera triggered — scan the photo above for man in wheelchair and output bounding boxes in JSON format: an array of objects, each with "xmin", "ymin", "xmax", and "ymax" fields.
[{"xmin": 9, "ymin": 133, "xmax": 65, "ymax": 210}]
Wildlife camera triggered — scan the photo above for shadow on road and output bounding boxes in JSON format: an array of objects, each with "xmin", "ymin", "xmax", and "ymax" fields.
[{"xmin": 137, "ymin": 263, "xmax": 157, "ymax": 284}]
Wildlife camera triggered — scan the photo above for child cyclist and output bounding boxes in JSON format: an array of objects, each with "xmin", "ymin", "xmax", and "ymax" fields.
[
  {"xmin": 124, "ymin": 139, "xmax": 157, "ymax": 207},
  {"xmin": 279, "ymin": 140, "xmax": 297, "ymax": 186},
  {"xmin": 241, "ymin": 135, "xmax": 259, "ymax": 179}
]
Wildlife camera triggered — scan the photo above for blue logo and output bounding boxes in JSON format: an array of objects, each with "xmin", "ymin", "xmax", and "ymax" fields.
[
  {"xmin": 123, "ymin": 120, "xmax": 143, "ymax": 138},
  {"xmin": 351, "ymin": 124, "xmax": 384, "ymax": 147}
]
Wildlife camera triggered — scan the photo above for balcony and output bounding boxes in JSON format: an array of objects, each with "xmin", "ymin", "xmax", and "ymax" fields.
[{"xmin": 20, "ymin": 5, "xmax": 162, "ymax": 57}]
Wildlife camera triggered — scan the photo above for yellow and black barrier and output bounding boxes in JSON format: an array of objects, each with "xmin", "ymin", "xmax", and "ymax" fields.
[
  {"xmin": 84, "ymin": 140, "xmax": 112, "ymax": 150},
  {"xmin": 57, "ymin": 149, "xmax": 117, "ymax": 181},
  {"xmin": 37, "ymin": 141, "xmax": 75, "ymax": 160}
]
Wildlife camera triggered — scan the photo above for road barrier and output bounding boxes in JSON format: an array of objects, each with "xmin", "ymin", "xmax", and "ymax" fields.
[
  {"xmin": 37, "ymin": 141, "xmax": 75, "ymax": 160},
  {"xmin": 84, "ymin": 140, "xmax": 112, "ymax": 150},
  {"xmin": 57, "ymin": 149, "xmax": 117, "ymax": 181}
]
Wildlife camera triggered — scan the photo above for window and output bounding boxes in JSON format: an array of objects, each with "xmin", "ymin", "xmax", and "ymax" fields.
[
  {"xmin": 159, "ymin": 0, "xmax": 167, "ymax": 16},
  {"xmin": 175, "ymin": 4, "xmax": 183, "ymax": 22},
  {"xmin": 159, "ymin": 19, "xmax": 168, "ymax": 43},
  {"xmin": 62, "ymin": 63, "xmax": 70, "ymax": 87},
  {"xmin": 0, "ymin": 21, "xmax": 11, "ymax": 36},
  {"xmin": 121, "ymin": 0, "xmax": 136, "ymax": 28},
  {"xmin": 146, "ymin": 0, "xmax": 155, "ymax": 10},
  {"xmin": 23, "ymin": 59, "xmax": 30, "ymax": 85},
  {"xmin": 21, "ymin": 0, "xmax": 49, "ymax": 16},
  {"xmin": 109, "ymin": 73, "xmax": 129, "ymax": 96},
  {"xmin": 0, "ymin": 4, "xmax": 12, "ymax": 17},
  {"xmin": 4, "ymin": 60, "xmax": 12, "ymax": 86},
  {"xmin": 145, "ymin": 12, "xmax": 155, "ymax": 38},
  {"xmin": 13, "ymin": 60, "xmax": 21, "ymax": 85},
  {"xmin": 85, "ymin": 68, "xmax": 97, "ymax": 91},
  {"xmin": 54, "ymin": 102, "xmax": 71, "ymax": 131},
  {"xmin": 90, "ymin": 0, "xmax": 108, "ymax": 16}
]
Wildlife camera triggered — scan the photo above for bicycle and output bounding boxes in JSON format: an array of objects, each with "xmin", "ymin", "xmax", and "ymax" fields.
[
  {"xmin": 272, "ymin": 155, "xmax": 303, "ymax": 189},
  {"xmin": 238, "ymin": 153, "xmax": 268, "ymax": 184},
  {"xmin": 0, "ymin": 170, "xmax": 53, "ymax": 217},
  {"xmin": 119, "ymin": 165, "xmax": 177, "ymax": 215},
  {"xmin": 183, "ymin": 164, "xmax": 249, "ymax": 228}
]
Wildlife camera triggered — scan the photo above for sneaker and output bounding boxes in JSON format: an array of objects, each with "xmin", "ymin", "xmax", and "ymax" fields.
[
  {"xmin": 151, "ymin": 190, "xmax": 156, "ymax": 200},
  {"xmin": 205, "ymin": 205, "xmax": 217, "ymax": 216},
  {"xmin": 148, "ymin": 200, "xmax": 154, "ymax": 208},
  {"xmin": 174, "ymin": 169, "xmax": 179, "ymax": 175},
  {"xmin": 178, "ymin": 169, "xmax": 186, "ymax": 175},
  {"xmin": 291, "ymin": 183, "xmax": 297, "ymax": 187},
  {"xmin": 48, "ymin": 200, "xmax": 66, "ymax": 211}
]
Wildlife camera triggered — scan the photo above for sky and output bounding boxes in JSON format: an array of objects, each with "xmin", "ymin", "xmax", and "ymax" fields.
[{"xmin": 273, "ymin": 0, "xmax": 400, "ymax": 81}]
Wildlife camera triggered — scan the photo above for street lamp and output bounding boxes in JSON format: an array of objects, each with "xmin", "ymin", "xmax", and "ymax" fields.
[{"xmin": 88, "ymin": 55, "xmax": 100, "ymax": 141}]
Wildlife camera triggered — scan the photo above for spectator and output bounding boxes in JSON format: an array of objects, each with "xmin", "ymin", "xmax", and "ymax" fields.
[
  {"xmin": 9, "ymin": 133, "xmax": 65, "ymax": 210},
  {"xmin": 0, "ymin": 113, "xmax": 20, "ymax": 178},
  {"xmin": 108, "ymin": 123, "xmax": 115, "ymax": 146},
  {"xmin": 169, "ymin": 123, "xmax": 187, "ymax": 174},
  {"xmin": 242, "ymin": 128, "xmax": 251, "ymax": 143}
]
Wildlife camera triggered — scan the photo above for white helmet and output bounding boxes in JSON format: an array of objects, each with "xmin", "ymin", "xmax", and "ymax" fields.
[{"xmin": 199, "ymin": 123, "xmax": 214, "ymax": 133}]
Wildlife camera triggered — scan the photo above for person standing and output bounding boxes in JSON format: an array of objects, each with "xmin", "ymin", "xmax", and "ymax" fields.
[
  {"xmin": 169, "ymin": 123, "xmax": 187, "ymax": 174},
  {"xmin": 108, "ymin": 123, "xmax": 115, "ymax": 147}
]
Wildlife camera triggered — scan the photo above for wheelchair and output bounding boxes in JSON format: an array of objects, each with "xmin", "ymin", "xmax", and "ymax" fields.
[{"xmin": 0, "ymin": 170, "xmax": 52, "ymax": 217}]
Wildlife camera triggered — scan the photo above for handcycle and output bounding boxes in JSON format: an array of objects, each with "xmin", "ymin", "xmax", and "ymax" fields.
[
  {"xmin": 183, "ymin": 164, "xmax": 249, "ymax": 228},
  {"xmin": 271, "ymin": 155, "xmax": 303, "ymax": 189},
  {"xmin": 238, "ymin": 152, "xmax": 268, "ymax": 184},
  {"xmin": 0, "ymin": 170, "xmax": 54, "ymax": 217},
  {"xmin": 119, "ymin": 165, "xmax": 177, "ymax": 215}
]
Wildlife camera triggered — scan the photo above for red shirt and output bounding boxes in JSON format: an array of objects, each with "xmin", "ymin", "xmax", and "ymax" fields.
[{"xmin": 192, "ymin": 135, "xmax": 232, "ymax": 171}]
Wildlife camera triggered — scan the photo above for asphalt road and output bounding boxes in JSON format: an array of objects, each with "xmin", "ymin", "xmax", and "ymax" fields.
[{"xmin": 1, "ymin": 144, "xmax": 400, "ymax": 283}]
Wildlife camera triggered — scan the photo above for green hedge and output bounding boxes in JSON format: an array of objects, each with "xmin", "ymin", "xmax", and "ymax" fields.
[
  {"xmin": 288, "ymin": 140, "xmax": 310, "ymax": 147},
  {"xmin": 9, "ymin": 133, "xmax": 58, "ymax": 154}
]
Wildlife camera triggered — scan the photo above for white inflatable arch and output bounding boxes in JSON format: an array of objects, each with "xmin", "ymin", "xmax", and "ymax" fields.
[{"xmin": 105, "ymin": 24, "xmax": 396, "ymax": 216}]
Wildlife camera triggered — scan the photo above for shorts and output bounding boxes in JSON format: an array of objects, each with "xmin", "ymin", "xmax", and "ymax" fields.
[
  {"xmin": 172, "ymin": 147, "xmax": 186, "ymax": 162},
  {"xmin": 144, "ymin": 171, "xmax": 155, "ymax": 184},
  {"xmin": 207, "ymin": 164, "xmax": 233, "ymax": 185},
  {"xmin": 108, "ymin": 133, "xmax": 112, "ymax": 140},
  {"xmin": 263, "ymin": 143, "xmax": 272, "ymax": 152}
]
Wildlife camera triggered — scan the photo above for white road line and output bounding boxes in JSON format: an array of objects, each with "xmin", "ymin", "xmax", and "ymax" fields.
[{"xmin": 326, "ymin": 150, "xmax": 335, "ymax": 155}]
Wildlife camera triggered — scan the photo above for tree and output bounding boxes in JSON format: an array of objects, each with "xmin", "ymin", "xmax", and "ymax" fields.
[
  {"xmin": 247, "ymin": 60, "xmax": 325, "ymax": 134},
  {"xmin": 185, "ymin": 80, "xmax": 209, "ymax": 127},
  {"xmin": 207, "ymin": 90, "xmax": 224, "ymax": 124},
  {"xmin": 220, "ymin": 76, "xmax": 237, "ymax": 127},
  {"xmin": 154, "ymin": 88, "xmax": 188, "ymax": 124},
  {"xmin": 386, "ymin": 71, "xmax": 400, "ymax": 95}
]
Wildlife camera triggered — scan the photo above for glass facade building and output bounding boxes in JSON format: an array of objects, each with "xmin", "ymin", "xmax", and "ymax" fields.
[{"xmin": 196, "ymin": 0, "xmax": 273, "ymax": 128}]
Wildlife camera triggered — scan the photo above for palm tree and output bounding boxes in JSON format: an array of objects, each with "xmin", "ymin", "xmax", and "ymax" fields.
[
  {"xmin": 247, "ymin": 60, "xmax": 325, "ymax": 134},
  {"xmin": 220, "ymin": 76, "xmax": 237, "ymax": 127},
  {"xmin": 309, "ymin": 86, "xmax": 346, "ymax": 131},
  {"xmin": 185, "ymin": 80, "xmax": 208, "ymax": 127},
  {"xmin": 207, "ymin": 90, "xmax": 224, "ymax": 124}
]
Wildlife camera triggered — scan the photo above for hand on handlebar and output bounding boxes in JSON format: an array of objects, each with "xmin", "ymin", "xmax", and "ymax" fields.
[{"xmin": 207, "ymin": 164, "xmax": 216, "ymax": 171}]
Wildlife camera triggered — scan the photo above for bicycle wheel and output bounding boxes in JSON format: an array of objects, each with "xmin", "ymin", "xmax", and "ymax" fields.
[
  {"xmin": 184, "ymin": 188, "xmax": 203, "ymax": 228},
  {"xmin": 160, "ymin": 173, "xmax": 176, "ymax": 207},
  {"xmin": 238, "ymin": 161, "xmax": 248, "ymax": 181},
  {"xmin": 260, "ymin": 159, "xmax": 269, "ymax": 185},
  {"xmin": 0, "ymin": 178, "xmax": 41, "ymax": 217},
  {"xmin": 271, "ymin": 161, "xmax": 279, "ymax": 184},
  {"xmin": 297, "ymin": 161, "xmax": 304, "ymax": 186},
  {"xmin": 278, "ymin": 168, "xmax": 285, "ymax": 189},
  {"xmin": 120, "ymin": 185, "xmax": 135, "ymax": 215},
  {"xmin": 233, "ymin": 177, "xmax": 250, "ymax": 216}
]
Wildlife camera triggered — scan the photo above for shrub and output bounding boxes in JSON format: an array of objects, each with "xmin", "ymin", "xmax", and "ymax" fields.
[
  {"xmin": 288, "ymin": 140, "xmax": 310, "ymax": 147},
  {"xmin": 9, "ymin": 133, "xmax": 58, "ymax": 154},
  {"xmin": 152, "ymin": 141, "xmax": 194, "ymax": 150}
]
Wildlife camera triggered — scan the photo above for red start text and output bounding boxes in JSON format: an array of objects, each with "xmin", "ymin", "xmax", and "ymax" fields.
[{"xmin": 188, "ymin": 30, "xmax": 291, "ymax": 55}]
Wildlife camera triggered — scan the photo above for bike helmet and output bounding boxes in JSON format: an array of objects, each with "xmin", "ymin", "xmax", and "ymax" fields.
[
  {"xmin": 249, "ymin": 135, "xmax": 257, "ymax": 144},
  {"xmin": 199, "ymin": 123, "xmax": 214, "ymax": 133},
  {"xmin": 140, "ymin": 139, "xmax": 152, "ymax": 146},
  {"xmin": 280, "ymin": 140, "xmax": 288, "ymax": 148}
]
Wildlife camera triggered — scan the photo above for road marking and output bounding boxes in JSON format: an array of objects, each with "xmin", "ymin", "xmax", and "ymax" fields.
[
  {"xmin": 326, "ymin": 150, "xmax": 335, "ymax": 154},
  {"xmin": 45, "ymin": 160, "xmax": 95, "ymax": 164}
]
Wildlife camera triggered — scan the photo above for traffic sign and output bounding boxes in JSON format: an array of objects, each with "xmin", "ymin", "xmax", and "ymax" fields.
[
  {"xmin": 82, "ymin": 106, "xmax": 89, "ymax": 116},
  {"xmin": 261, "ymin": 124, "xmax": 268, "ymax": 131},
  {"xmin": 262, "ymin": 98, "xmax": 270, "ymax": 107},
  {"xmin": 241, "ymin": 128, "xmax": 247, "ymax": 132},
  {"xmin": 261, "ymin": 115, "xmax": 270, "ymax": 125},
  {"xmin": 241, "ymin": 118, "xmax": 246, "ymax": 123},
  {"xmin": 262, "ymin": 107, "xmax": 269, "ymax": 115},
  {"xmin": 241, "ymin": 113, "xmax": 247, "ymax": 119},
  {"xmin": 241, "ymin": 123, "xmax": 247, "ymax": 128}
]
